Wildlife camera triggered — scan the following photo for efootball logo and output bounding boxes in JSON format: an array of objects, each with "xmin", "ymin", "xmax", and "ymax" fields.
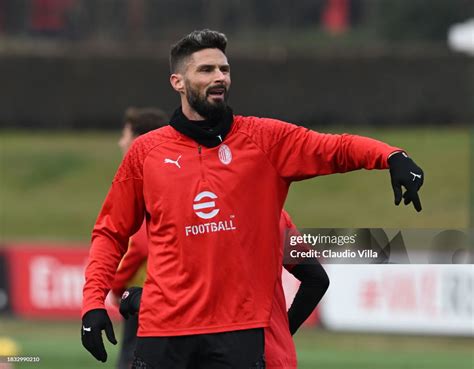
[
  {"xmin": 186, "ymin": 190, "xmax": 236, "ymax": 236},
  {"xmin": 193, "ymin": 191, "xmax": 220, "ymax": 219}
]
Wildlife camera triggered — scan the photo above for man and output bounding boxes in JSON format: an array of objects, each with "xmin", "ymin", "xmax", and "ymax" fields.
[
  {"xmin": 116, "ymin": 109, "xmax": 326, "ymax": 369},
  {"xmin": 119, "ymin": 210, "xmax": 330, "ymax": 368},
  {"xmin": 114, "ymin": 107, "xmax": 169, "ymax": 369},
  {"xmin": 81, "ymin": 29, "xmax": 424, "ymax": 368}
]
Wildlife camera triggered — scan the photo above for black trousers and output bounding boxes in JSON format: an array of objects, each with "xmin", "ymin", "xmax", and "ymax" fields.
[{"xmin": 132, "ymin": 328, "xmax": 265, "ymax": 369}]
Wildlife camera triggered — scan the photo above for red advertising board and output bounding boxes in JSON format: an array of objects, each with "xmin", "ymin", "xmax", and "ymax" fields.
[
  {"xmin": 4, "ymin": 243, "xmax": 319, "ymax": 326},
  {"xmin": 5, "ymin": 244, "xmax": 119, "ymax": 319}
]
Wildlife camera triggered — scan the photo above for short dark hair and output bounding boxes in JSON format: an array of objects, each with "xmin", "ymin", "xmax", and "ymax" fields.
[
  {"xmin": 169, "ymin": 29, "xmax": 227, "ymax": 73},
  {"xmin": 123, "ymin": 107, "xmax": 169, "ymax": 136}
]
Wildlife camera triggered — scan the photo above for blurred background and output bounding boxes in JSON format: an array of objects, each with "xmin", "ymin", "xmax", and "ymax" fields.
[{"xmin": 0, "ymin": 0, "xmax": 473, "ymax": 368}]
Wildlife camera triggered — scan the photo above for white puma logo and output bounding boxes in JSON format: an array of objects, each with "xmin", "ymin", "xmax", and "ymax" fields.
[
  {"xmin": 410, "ymin": 171, "xmax": 422, "ymax": 181},
  {"xmin": 164, "ymin": 155, "xmax": 182, "ymax": 169},
  {"xmin": 82, "ymin": 326, "xmax": 91, "ymax": 332}
]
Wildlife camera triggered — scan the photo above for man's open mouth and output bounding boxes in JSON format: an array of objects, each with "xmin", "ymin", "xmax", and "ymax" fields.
[{"xmin": 207, "ymin": 87, "xmax": 226, "ymax": 98}]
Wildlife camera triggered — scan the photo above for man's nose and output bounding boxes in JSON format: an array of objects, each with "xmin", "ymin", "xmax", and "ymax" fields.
[{"xmin": 214, "ymin": 69, "xmax": 226, "ymax": 82}]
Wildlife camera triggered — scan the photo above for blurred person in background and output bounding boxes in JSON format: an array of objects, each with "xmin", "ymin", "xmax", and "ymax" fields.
[
  {"xmin": 81, "ymin": 29, "xmax": 424, "ymax": 368},
  {"xmin": 113, "ymin": 106, "xmax": 170, "ymax": 369},
  {"xmin": 119, "ymin": 209, "xmax": 330, "ymax": 369}
]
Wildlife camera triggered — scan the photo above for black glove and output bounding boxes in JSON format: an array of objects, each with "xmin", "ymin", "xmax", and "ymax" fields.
[
  {"xmin": 81, "ymin": 308, "xmax": 117, "ymax": 362},
  {"xmin": 119, "ymin": 287, "xmax": 142, "ymax": 319},
  {"xmin": 388, "ymin": 151, "xmax": 424, "ymax": 212}
]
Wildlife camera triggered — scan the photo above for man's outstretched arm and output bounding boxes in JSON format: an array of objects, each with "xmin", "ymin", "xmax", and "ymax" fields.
[{"xmin": 259, "ymin": 119, "xmax": 424, "ymax": 212}]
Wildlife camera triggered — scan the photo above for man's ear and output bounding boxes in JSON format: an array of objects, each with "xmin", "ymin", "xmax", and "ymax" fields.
[{"xmin": 170, "ymin": 73, "xmax": 185, "ymax": 93}]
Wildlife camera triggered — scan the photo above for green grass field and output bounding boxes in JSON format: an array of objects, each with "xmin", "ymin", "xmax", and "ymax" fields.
[
  {"xmin": 0, "ymin": 127, "xmax": 470, "ymax": 242},
  {"xmin": 0, "ymin": 318, "xmax": 472, "ymax": 369}
]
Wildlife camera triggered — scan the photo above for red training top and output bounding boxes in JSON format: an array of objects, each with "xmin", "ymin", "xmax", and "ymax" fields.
[
  {"xmin": 112, "ymin": 210, "xmax": 299, "ymax": 367},
  {"xmin": 111, "ymin": 220, "xmax": 148, "ymax": 297},
  {"xmin": 82, "ymin": 115, "xmax": 400, "ymax": 336}
]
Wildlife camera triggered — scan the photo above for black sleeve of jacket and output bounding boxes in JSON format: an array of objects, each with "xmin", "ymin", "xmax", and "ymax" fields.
[{"xmin": 287, "ymin": 261, "xmax": 330, "ymax": 335}]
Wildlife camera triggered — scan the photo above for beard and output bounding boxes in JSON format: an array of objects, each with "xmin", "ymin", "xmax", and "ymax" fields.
[{"xmin": 185, "ymin": 80, "xmax": 229, "ymax": 121}]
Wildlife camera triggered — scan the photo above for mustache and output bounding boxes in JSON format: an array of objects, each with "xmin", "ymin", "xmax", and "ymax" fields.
[{"xmin": 206, "ymin": 84, "xmax": 227, "ymax": 94}]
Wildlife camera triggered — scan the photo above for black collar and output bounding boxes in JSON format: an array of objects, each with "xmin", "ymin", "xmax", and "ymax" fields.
[{"xmin": 169, "ymin": 106, "xmax": 234, "ymax": 148}]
